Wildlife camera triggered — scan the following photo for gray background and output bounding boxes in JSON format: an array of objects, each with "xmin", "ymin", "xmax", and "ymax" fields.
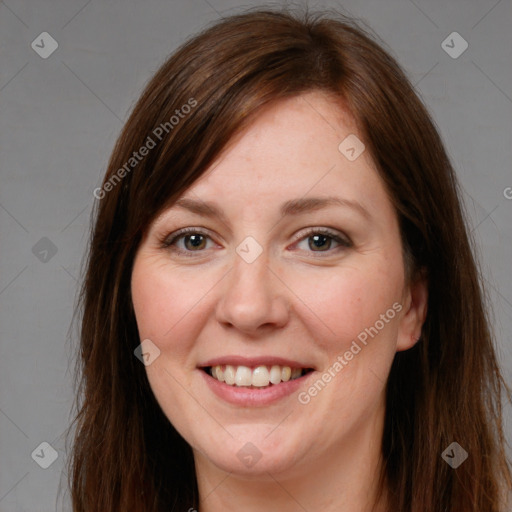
[{"xmin": 0, "ymin": 0, "xmax": 511, "ymax": 510}]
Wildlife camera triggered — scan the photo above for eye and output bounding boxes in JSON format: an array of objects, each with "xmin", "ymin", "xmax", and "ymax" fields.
[
  {"xmin": 293, "ymin": 228, "xmax": 351, "ymax": 254},
  {"xmin": 161, "ymin": 226, "xmax": 352, "ymax": 258},
  {"xmin": 161, "ymin": 228, "xmax": 216, "ymax": 256}
]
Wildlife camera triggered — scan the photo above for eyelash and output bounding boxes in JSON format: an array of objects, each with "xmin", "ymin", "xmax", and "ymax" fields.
[{"xmin": 160, "ymin": 227, "xmax": 352, "ymax": 258}]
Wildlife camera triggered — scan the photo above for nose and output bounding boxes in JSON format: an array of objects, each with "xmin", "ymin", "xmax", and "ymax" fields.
[{"xmin": 215, "ymin": 249, "xmax": 290, "ymax": 335}]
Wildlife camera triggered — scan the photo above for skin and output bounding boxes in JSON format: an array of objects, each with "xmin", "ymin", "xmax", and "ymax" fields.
[{"xmin": 131, "ymin": 90, "xmax": 428, "ymax": 512}]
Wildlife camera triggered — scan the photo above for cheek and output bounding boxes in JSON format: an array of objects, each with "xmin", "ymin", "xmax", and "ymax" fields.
[
  {"xmin": 285, "ymin": 261, "xmax": 403, "ymax": 352},
  {"xmin": 131, "ymin": 256, "xmax": 216, "ymax": 442},
  {"xmin": 130, "ymin": 255, "xmax": 215, "ymax": 359},
  {"xmin": 291, "ymin": 265, "xmax": 402, "ymax": 428}
]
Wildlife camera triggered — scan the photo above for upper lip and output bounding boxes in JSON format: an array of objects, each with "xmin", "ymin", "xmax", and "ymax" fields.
[{"xmin": 199, "ymin": 355, "xmax": 315, "ymax": 369}]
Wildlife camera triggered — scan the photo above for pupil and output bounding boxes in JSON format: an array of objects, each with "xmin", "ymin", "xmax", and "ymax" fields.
[
  {"xmin": 186, "ymin": 234, "xmax": 205, "ymax": 250},
  {"xmin": 309, "ymin": 234, "xmax": 330, "ymax": 251}
]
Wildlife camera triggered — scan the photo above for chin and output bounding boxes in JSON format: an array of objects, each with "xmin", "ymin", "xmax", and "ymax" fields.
[{"xmin": 192, "ymin": 428, "xmax": 302, "ymax": 476}]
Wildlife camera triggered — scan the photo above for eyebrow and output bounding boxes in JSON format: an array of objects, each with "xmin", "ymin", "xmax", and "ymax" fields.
[{"xmin": 172, "ymin": 196, "xmax": 371, "ymax": 221}]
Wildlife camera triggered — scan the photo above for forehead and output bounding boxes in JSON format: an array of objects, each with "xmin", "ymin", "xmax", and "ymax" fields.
[{"xmin": 180, "ymin": 91, "xmax": 392, "ymax": 220}]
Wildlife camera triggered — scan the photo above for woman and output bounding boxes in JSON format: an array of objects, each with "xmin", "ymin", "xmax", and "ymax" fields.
[{"xmin": 68, "ymin": 8, "xmax": 512, "ymax": 511}]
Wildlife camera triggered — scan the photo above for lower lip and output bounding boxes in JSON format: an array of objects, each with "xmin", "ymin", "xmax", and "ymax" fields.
[{"xmin": 200, "ymin": 369, "xmax": 313, "ymax": 407}]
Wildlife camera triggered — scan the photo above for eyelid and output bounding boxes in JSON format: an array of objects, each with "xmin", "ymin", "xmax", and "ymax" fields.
[
  {"xmin": 160, "ymin": 226, "xmax": 219, "ymax": 248},
  {"xmin": 290, "ymin": 226, "xmax": 351, "ymax": 246},
  {"xmin": 288, "ymin": 227, "xmax": 352, "ymax": 257}
]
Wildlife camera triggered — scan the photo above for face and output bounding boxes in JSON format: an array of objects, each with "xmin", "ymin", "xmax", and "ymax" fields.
[{"xmin": 131, "ymin": 91, "xmax": 427, "ymax": 479}]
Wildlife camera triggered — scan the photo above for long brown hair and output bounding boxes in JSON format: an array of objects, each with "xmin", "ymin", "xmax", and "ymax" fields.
[{"xmin": 67, "ymin": 8, "xmax": 512, "ymax": 511}]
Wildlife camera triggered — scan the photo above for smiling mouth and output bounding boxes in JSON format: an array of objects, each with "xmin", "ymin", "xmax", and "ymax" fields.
[{"xmin": 202, "ymin": 364, "xmax": 314, "ymax": 388}]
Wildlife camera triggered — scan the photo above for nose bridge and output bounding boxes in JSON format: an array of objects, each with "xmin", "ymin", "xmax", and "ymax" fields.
[
  {"xmin": 216, "ymin": 242, "xmax": 289, "ymax": 332},
  {"xmin": 232, "ymin": 245, "xmax": 271, "ymax": 294}
]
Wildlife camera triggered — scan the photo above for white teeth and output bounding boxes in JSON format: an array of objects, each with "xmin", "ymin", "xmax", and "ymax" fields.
[
  {"xmin": 269, "ymin": 365, "xmax": 282, "ymax": 385},
  {"xmin": 235, "ymin": 366, "xmax": 252, "ymax": 386},
  {"xmin": 281, "ymin": 366, "xmax": 291, "ymax": 382},
  {"xmin": 224, "ymin": 365, "xmax": 236, "ymax": 385},
  {"xmin": 252, "ymin": 366, "xmax": 270, "ymax": 387},
  {"xmin": 209, "ymin": 364, "xmax": 308, "ymax": 387},
  {"xmin": 214, "ymin": 366, "xmax": 224, "ymax": 382}
]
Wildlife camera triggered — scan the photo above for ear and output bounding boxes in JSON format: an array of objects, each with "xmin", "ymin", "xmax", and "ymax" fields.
[{"xmin": 396, "ymin": 269, "xmax": 428, "ymax": 352}]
